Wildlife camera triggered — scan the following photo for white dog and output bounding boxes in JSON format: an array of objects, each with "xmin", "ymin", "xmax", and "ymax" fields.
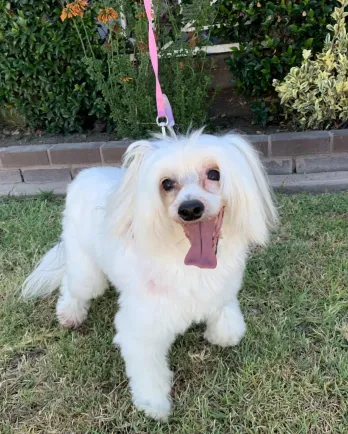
[{"xmin": 22, "ymin": 130, "xmax": 277, "ymax": 420}]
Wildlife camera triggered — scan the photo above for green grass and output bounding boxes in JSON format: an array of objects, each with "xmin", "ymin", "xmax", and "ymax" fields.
[{"xmin": 0, "ymin": 193, "xmax": 347, "ymax": 433}]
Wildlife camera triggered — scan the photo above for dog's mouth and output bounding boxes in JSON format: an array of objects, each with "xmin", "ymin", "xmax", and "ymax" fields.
[{"xmin": 183, "ymin": 208, "xmax": 224, "ymax": 269}]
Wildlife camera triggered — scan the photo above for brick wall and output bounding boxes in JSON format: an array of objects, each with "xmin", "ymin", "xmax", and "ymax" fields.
[{"xmin": 1, "ymin": 131, "xmax": 348, "ymax": 195}]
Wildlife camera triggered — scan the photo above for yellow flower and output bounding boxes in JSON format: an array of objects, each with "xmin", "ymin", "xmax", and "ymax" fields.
[
  {"xmin": 97, "ymin": 8, "xmax": 118, "ymax": 24},
  {"xmin": 120, "ymin": 77, "xmax": 133, "ymax": 83}
]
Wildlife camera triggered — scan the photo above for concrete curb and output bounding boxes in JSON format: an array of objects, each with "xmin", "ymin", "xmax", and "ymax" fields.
[
  {"xmin": 270, "ymin": 171, "xmax": 348, "ymax": 193},
  {"xmin": 1, "ymin": 129, "xmax": 348, "ymax": 195},
  {"xmin": 0, "ymin": 182, "xmax": 68, "ymax": 196},
  {"xmin": 2, "ymin": 172, "xmax": 348, "ymax": 196}
]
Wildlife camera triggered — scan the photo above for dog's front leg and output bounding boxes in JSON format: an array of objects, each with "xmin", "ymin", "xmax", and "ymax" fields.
[
  {"xmin": 204, "ymin": 298, "xmax": 246, "ymax": 347},
  {"xmin": 113, "ymin": 306, "xmax": 175, "ymax": 421}
]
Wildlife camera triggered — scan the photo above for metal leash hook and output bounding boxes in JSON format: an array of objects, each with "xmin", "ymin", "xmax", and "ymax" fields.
[{"xmin": 156, "ymin": 116, "xmax": 169, "ymax": 137}]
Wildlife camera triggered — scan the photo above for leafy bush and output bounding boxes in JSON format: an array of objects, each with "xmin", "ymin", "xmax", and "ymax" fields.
[
  {"xmin": 0, "ymin": 0, "xmax": 216, "ymax": 137},
  {"xmin": 71, "ymin": 0, "xmax": 215, "ymax": 138},
  {"xmin": 274, "ymin": 0, "xmax": 348, "ymax": 130},
  {"xmin": 216, "ymin": 0, "xmax": 339, "ymax": 97},
  {"xmin": 0, "ymin": 103, "xmax": 26, "ymax": 129},
  {"xmin": 251, "ymin": 99, "xmax": 279, "ymax": 127},
  {"xmin": 0, "ymin": 0, "xmax": 107, "ymax": 133}
]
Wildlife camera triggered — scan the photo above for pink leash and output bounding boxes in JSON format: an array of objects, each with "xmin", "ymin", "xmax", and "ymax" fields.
[{"xmin": 143, "ymin": 0, "xmax": 175, "ymax": 135}]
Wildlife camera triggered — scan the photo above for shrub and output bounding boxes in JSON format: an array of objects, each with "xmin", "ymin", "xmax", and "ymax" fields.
[
  {"xmin": 0, "ymin": 0, "xmax": 216, "ymax": 137},
  {"xmin": 216, "ymin": 0, "xmax": 339, "ymax": 98},
  {"xmin": 274, "ymin": 0, "xmax": 348, "ymax": 130},
  {"xmin": 71, "ymin": 0, "xmax": 215, "ymax": 138},
  {"xmin": 0, "ymin": 0, "xmax": 106, "ymax": 133}
]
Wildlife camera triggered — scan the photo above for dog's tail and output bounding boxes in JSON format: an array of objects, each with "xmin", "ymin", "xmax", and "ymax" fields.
[{"xmin": 21, "ymin": 242, "xmax": 65, "ymax": 299}]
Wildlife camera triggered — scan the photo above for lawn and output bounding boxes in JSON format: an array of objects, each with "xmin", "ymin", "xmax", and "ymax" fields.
[{"xmin": 0, "ymin": 193, "xmax": 347, "ymax": 434}]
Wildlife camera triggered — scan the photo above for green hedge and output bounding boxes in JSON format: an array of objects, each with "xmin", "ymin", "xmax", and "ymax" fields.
[
  {"xmin": 215, "ymin": 0, "xmax": 340, "ymax": 98},
  {"xmin": 0, "ymin": 0, "xmax": 106, "ymax": 133},
  {"xmin": 0, "ymin": 0, "xmax": 213, "ymax": 136}
]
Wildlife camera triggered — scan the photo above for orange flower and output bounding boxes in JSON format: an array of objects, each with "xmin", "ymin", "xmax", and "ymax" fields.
[
  {"xmin": 60, "ymin": 1, "xmax": 86, "ymax": 21},
  {"xmin": 137, "ymin": 11, "xmax": 155, "ymax": 19},
  {"xmin": 77, "ymin": 0, "xmax": 88, "ymax": 7},
  {"xmin": 187, "ymin": 34, "xmax": 199, "ymax": 47},
  {"xmin": 137, "ymin": 41, "xmax": 148, "ymax": 52},
  {"xmin": 120, "ymin": 77, "xmax": 133, "ymax": 83},
  {"xmin": 97, "ymin": 7, "xmax": 118, "ymax": 24}
]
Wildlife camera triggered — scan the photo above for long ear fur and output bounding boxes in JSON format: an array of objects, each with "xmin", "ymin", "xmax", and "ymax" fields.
[
  {"xmin": 107, "ymin": 140, "xmax": 154, "ymax": 238},
  {"xmin": 222, "ymin": 135, "xmax": 278, "ymax": 245}
]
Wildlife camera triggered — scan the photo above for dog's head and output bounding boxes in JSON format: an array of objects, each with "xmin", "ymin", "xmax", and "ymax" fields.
[{"xmin": 109, "ymin": 130, "xmax": 278, "ymax": 269}]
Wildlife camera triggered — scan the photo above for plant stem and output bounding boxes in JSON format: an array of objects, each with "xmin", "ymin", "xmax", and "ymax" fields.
[
  {"xmin": 80, "ymin": 18, "xmax": 95, "ymax": 58},
  {"xmin": 73, "ymin": 19, "xmax": 87, "ymax": 57}
]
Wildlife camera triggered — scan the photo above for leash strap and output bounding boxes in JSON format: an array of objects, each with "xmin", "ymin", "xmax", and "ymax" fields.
[{"xmin": 143, "ymin": 0, "xmax": 175, "ymax": 134}]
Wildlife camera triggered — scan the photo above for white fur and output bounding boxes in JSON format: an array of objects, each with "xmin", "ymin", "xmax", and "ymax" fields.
[
  {"xmin": 21, "ymin": 243, "xmax": 65, "ymax": 298},
  {"xmin": 22, "ymin": 131, "xmax": 277, "ymax": 421}
]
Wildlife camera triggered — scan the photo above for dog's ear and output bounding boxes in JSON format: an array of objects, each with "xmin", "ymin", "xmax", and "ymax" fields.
[
  {"xmin": 220, "ymin": 135, "xmax": 278, "ymax": 245},
  {"xmin": 107, "ymin": 140, "xmax": 156, "ymax": 239},
  {"xmin": 122, "ymin": 140, "xmax": 155, "ymax": 171}
]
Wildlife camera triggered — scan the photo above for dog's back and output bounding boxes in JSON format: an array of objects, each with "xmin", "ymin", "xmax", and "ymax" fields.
[
  {"xmin": 22, "ymin": 167, "xmax": 123, "ymax": 299},
  {"xmin": 66, "ymin": 166, "xmax": 123, "ymax": 216}
]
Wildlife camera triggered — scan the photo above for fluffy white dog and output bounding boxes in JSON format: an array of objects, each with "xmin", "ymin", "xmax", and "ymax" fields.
[{"xmin": 22, "ymin": 130, "xmax": 277, "ymax": 420}]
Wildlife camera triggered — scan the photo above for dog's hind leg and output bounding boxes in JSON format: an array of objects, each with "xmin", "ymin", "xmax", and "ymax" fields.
[{"xmin": 56, "ymin": 239, "xmax": 107, "ymax": 328}]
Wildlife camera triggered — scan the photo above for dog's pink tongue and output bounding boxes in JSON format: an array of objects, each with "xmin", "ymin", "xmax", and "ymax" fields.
[{"xmin": 184, "ymin": 220, "xmax": 217, "ymax": 269}]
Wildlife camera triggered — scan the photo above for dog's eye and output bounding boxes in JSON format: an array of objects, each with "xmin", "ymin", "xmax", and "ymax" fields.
[
  {"xmin": 207, "ymin": 169, "xmax": 220, "ymax": 181},
  {"xmin": 162, "ymin": 178, "xmax": 175, "ymax": 192}
]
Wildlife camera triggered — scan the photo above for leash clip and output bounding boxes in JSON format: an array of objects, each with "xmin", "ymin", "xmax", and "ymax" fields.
[{"xmin": 156, "ymin": 116, "xmax": 168, "ymax": 137}]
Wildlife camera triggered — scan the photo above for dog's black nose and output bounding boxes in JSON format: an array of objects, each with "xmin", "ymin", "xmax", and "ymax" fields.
[{"xmin": 178, "ymin": 200, "xmax": 205, "ymax": 222}]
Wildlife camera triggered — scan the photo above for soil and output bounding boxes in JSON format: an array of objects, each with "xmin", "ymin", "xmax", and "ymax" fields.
[
  {"xmin": 208, "ymin": 90, "xmax": 286, "ymax": 135},
  {"xmin": 0, "ymin": 89, "xmax": 287, "ymax": 148}
]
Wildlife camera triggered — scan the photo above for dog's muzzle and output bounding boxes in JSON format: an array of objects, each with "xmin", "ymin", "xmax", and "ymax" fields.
[
  {"xmin": 180, "ymin": 206, "xmax": 224, "ymax": 270},
  {"xmin": 178, "ymin": 200, "xmax": 205, "ymax": 222}
]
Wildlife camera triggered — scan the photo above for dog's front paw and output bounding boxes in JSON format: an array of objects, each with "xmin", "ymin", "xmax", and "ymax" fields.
[
  {"xmin": 204, "ymin": 324, "xmax": 245, "ymax": 347},
  {"xmin": 56, "ymin": 295, "xmax": 89, "ymax": 329},
  {"xmin": 133, "ymin": 395, "xmax": 171, "ymax": 421},
  {"xmin": 204, "ymin": 304, "xmax": 246, "ymax": 347}
]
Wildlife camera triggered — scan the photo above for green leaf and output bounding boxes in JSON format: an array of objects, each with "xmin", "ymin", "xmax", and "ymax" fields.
[
  {"xmin": 304, "ymin": 38, "xmax": 314, "ymax": 48},
  {"xmin": 289, "ymin": 24, "xmax": 299, "ymax": 32}
]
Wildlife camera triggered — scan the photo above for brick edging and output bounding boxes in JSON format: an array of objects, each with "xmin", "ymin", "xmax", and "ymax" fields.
[{"xmin": 1, "ymin": 130, "xmax": 348, "ymax": 189}]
